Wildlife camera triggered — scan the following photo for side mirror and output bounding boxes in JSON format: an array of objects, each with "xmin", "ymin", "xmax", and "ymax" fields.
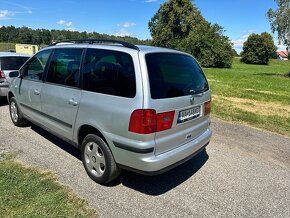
[{"xmin": 9, "ymin": 71, "xmax": 20, "ymax": 78}]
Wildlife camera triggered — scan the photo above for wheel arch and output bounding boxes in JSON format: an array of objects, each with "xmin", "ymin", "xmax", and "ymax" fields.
[
  {"xmin": 79, "ymin": 125, "xmax": 121, "ymax": 184},
  {"xmin": 78, "ymin": 125, "xmax": 109, "ymax": 148},
  {"xmin": 7, "ymin": 91, "xmax": 14, "ymax": 102}
]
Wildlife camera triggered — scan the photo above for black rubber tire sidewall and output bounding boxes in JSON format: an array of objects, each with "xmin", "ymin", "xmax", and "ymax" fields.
[
  {"xmin": 9, "ymin": 97, "xmax": 27, "ymax": 127},
  {"xmin": 81, "ymin": 134, "xmax": 120, "ymax": 184}
]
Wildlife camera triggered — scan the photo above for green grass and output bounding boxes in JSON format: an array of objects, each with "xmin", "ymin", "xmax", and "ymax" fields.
[
  {"xmin": 0, "ymin": 42, "xmax": 16, "ymax": 52},
  {"xmin": 203, "ymin": 58, "xmax": 290, "ymax": 136},
  {"xmin": 0, "ymin": 153, "xmax": 97, "ymax": 218}
]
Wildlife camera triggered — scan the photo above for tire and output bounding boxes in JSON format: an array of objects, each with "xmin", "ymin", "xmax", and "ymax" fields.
[
  {"xmin": 81, "ymin": 134, "xmax": 121, "ymax": 184},
  {"xmin": 9, "ymin": 97, "xmax": 28, "ymax": 127}
]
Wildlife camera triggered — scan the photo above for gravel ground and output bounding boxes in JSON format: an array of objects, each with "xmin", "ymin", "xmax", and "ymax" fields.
[{"xmin": 0, "ymin": 101, "xmax": 289, "ymax": 218}]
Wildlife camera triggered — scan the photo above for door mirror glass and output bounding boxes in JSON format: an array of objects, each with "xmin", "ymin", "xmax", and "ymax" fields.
[{"xmin": 9, "ymin": 71, "xmax": 19, "ymax": 78}]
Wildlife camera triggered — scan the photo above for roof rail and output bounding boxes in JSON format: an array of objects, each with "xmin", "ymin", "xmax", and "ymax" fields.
[{"xmin": 49, "ymin": 38, "xmax": 140, "ymax": 51}]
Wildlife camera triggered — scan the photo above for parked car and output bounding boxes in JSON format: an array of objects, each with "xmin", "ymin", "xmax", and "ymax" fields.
[
  {"xmin": 8, "ymin": 39, "xmax": 212, "ymax": 184},
  {"xmin": 0, "ymin": 52, "xmax": 30, "ymax": 100}
]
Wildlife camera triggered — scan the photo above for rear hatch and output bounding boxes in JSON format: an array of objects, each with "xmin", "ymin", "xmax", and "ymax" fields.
[
  {"xmin": 0, "ymin": 56, "xmax": 30, "ymax": 83},
  {"xmin": 145, "ymin": 52, "xmax": 211, "ymax": 155}
]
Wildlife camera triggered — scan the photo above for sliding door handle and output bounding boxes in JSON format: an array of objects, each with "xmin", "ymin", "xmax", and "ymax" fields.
[
  {"xmin": 34, "ymin": 89, "xmax": 40, "ymax": 95},
  {"xmin": 68, "ymin": 98, "xmax": 78, "ymax": 106}
]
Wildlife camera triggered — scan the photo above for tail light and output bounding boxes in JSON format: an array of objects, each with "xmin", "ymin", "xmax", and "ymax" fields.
[
  {"xmin": 0, "ymin": 70, "xmax": 5, "ymax": 79},
  {"xmin": 156, "ymin": 111, "xmax": 175, "ymax": 132},
  {"xmin": 129, "ymin": 109, "xmax": 157, "ymax": 134},
  {"xmin": 204, "ymin": 100, "xmax": 211, "ymax": 116},
  {"xmin": 129, "ymin": 109, "xmax": 175, "ymax": 134}
]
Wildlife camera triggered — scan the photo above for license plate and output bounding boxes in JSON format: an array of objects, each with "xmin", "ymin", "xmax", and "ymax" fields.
[{"xmin": 178, "ymin": 106, "xmax": 201, "ymax": 124}]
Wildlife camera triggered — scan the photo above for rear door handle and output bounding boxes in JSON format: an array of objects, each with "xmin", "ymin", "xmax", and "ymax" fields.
[
  {"xmin": 34, "ymin": 89, "xmax": 40, "ymax": 95},
  {"xmin": 68, "ymin": 98, "xmax": 78, "ymax": 106}
]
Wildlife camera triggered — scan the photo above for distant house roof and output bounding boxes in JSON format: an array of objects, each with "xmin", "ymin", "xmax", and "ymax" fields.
[{"xmin": 277, "ymin": 51, "xmax": 288, "ymax": 58}]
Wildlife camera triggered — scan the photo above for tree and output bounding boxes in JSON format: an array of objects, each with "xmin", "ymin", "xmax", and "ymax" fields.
[
  {"xmin": 0, "ymin": 25, "xmax": 149, "ymax": 47},
  {"xmin": 179, "ymin": 23, "xmax": 233, "ymax": 68},
  {"xmin": 241, "ymin": 32, "xmax": 277, "ymax": 65},
  {"xmin": 267, "ymin": 0, "xmax": 290, "ymax": 50},
  {"xmin": 231, "ymin": 48, "xmax": 239, "ymax": 57},
  {"xmin": 18, "ymin": 27, "xmax": 32, "ymax": 43},
  {"xmin": 149, "ymin": 0, "xmax": 206, "ymax": 48},
  {"xmin": 148, "ymin": 0, "xmax": 233, "ymax": 68}
]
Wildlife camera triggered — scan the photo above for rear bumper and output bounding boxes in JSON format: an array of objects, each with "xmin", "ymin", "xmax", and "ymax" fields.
[
  {"xmin": 0, "ymin": 83, "xmax": 8, "ymax": 97},
  {"xmin": 120, "ymin": 141, "xmax": 209, "ymax": 175},
  {"xmin": 110, "ymin": 128, "xmax": 212, "ymax": 173}
]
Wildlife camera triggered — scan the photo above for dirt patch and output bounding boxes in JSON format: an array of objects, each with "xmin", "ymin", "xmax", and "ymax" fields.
[
  {"xmin": 244, "ymin": 89, "xmax": 276, "ymax": 95},
  {"xmin": 244, "ymin": 88, "xmax": 288, "ymax": 97},
  {"xmin": 207, "ymin": 79, "xmax": 221, "ymax": 83},
  {"xmin": 213, "ymin": 95, "xmax": 290, "ymax": 118}
]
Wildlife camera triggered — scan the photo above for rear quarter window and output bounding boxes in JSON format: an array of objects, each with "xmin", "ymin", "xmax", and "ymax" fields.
[
  {"xmin": 146, "ymin": 53, "xmax": 209, "ymax": 99},
  {"xmin": 82, "ymin": 49, "xmax": 136, "ymax": 98}
]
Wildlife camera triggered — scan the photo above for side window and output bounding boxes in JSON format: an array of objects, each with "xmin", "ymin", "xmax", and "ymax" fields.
[
  {"xmin": 46, "ymin": 49, "xmax": 83, "ymax": 88},
  {"xmin": 83, "ymin": 49, "xmax": 136, "ymax": 98},
  {"xmin": 22, "ymin": 50, "xmax": 52, "ymax": 81}
]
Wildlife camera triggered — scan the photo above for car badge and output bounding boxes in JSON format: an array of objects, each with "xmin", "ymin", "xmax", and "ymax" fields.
[{"xmin": 190, "ymin": 95, "xmax": 194, "ymax": 105}]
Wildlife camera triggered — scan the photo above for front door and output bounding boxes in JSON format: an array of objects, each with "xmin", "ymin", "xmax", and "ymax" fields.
[{"xmin": 17, "ymin": 49, "xmax": 52, "ymax": 121}]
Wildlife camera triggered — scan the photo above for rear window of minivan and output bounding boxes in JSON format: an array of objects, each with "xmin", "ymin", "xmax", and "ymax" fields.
[
  {"xmin": 146, "ymin": 53, "xmax": 209, "ymax": 99},
  {"xmin": 0, "ymin": 56, "xmax": 29, "ymax": 70}
]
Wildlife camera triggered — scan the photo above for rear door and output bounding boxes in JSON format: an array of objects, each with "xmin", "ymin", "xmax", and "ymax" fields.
[
  {"xmin": 41, "ymin": 48, "xmax": 83, "ymax": 140},
  {"xmin": 145, "ymin": 52, "xmax": 211, "ymax": 155}
]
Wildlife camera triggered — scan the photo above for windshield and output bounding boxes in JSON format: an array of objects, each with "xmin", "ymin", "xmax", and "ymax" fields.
[
  {"xmin": 0, "ymin": 56, "xmax": 29, "ymax": 70},
  {"xmin": 146, "ymin": 53, "xmax": 209, "ymax": 99}
]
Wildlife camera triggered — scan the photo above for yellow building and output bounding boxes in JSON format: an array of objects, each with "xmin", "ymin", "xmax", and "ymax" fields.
[{"xmin": 15, "ymin": 44, "xmax": 39, "ymax": 55}]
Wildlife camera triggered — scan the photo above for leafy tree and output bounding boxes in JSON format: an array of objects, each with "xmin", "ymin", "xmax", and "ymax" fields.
[
  {"xmin": 148, "ymin": 0, "xmax": 233, "ymax": 68},
  {"xmin": 267, "ymin": 0, "xmax": 290, "ymax": 50},
  {"xmin": 149, "ymin": 0, "xmax": 206, "ymax": 48},
  {"xmin": 231, "ymin": 48, "xmax": 239, "ymax": 57},
  {"xmin": 18, "ymin": 27, "xmax": 32, "ymax": 43},
  {"xmin": 179, "ymin": 23, "xmax": 233, "ymax": 68},
  {"xmin": 40, "ymin": 29, "xmax": 52, "ymax": 45},
  {"xmin": 0, "ymin": 25, "xmax": 148, "ymax": 46},
  {"xmin": 0, "ymin": 26, "xmax": 19, "ymax": 42},
  {"xmin": 241, "ymin": 32, "xmax": 277, "ymax": 65}
]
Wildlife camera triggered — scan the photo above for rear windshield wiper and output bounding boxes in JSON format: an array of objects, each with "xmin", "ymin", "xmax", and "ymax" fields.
[{"xmin": 188, "ymin": 87, "xmax": 209, "ymax": 95}]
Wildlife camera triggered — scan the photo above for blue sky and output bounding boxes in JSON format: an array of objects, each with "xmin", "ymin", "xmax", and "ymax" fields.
[{"xmin": 0, "ymin": 0, "xmax": 286, "ymax": 53}]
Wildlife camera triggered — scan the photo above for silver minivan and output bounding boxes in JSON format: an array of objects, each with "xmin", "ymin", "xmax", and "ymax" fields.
[{"xmin": 8, "ymin": 39, "xmax": 212, "ymax": 184}]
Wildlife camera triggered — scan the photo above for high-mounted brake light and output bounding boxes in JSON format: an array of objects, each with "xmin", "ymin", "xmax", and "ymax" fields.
[
  {"xmin": 0, "ymin": 70, "xmax": 5, "ymax": 79},
  {"xmin": 129, "ymin": 109, "xmax": 175, "ymax": 134},
  {"xmin": 204, "ymin": 100, "xmax": 211, "ymax": 116}
]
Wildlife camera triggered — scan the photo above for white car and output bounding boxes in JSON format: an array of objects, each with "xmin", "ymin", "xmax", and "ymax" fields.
[{"xmin": 0, "ymin": 52, "xmax": 30, "ymax": 100}]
